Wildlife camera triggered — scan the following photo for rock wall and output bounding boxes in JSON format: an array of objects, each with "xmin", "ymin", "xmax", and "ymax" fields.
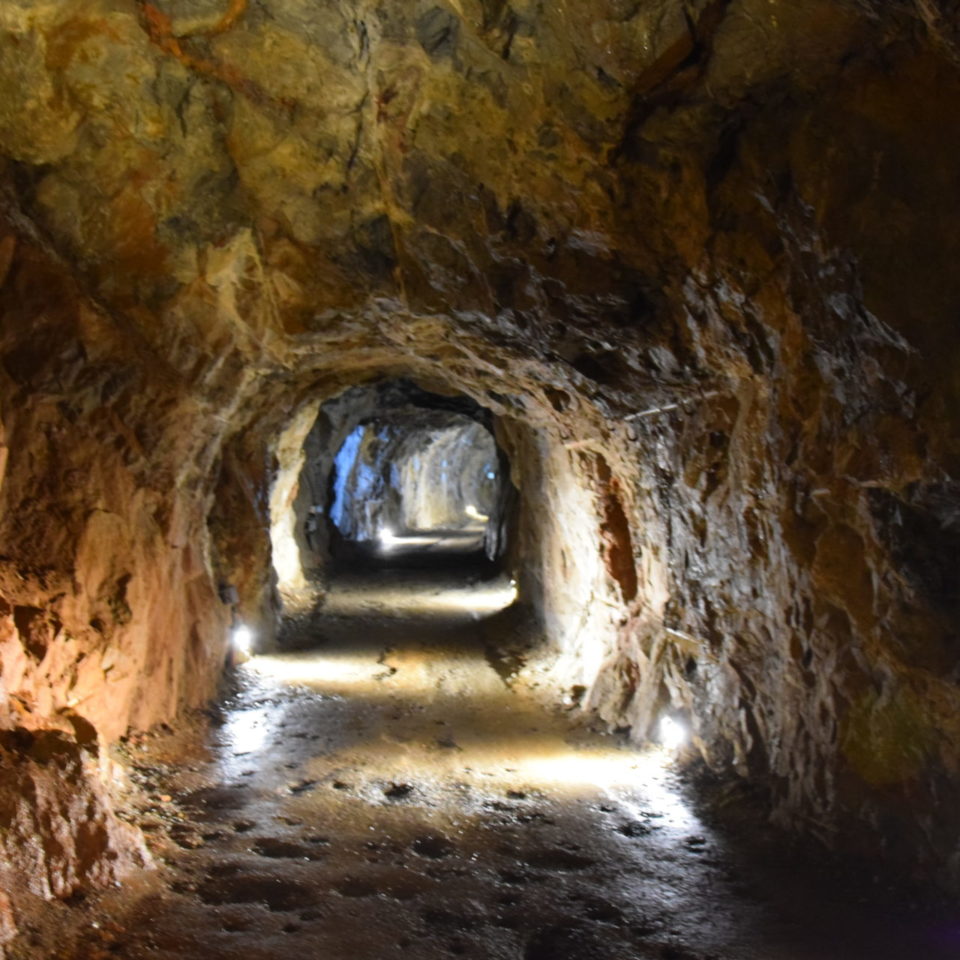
[
  {"xmin": 1, "ymin": 0, "xmax": 960, "ymax": 918},
  {"xmin": 0, "ymin": 229, "xmax": 237, "ymax": 743},
  {"xmin": 0, "ymin": 226, "xmax": 234, "ymax": 927},
  {"xmin": 0, "ymin": 730, "xmax": 148, "ymax": 903},
  {"xmin": 606, "ymin": 43, "xmax": 960, "ymax": 881}
]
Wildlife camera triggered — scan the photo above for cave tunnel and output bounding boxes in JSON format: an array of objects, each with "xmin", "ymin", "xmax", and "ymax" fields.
[
  {"xmin": 318, "ymin": 379, "xmax": 511, "ymax": 568},
  {"xmin": 2, "ymin": 1, "xmax": 960, "ymax": 958},
  {"xmin": 266, "ymin": 377, "xmax": 524, "ymax": 653}
]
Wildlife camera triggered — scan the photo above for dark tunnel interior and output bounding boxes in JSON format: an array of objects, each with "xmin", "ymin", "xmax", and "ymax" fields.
[
  {"xmin": 317, "ymin": 380, "xmax": 514, "ymax": 571},
  {"xmin": 3, "ymin": 1, "xmax": 960, "ymax": 957}
]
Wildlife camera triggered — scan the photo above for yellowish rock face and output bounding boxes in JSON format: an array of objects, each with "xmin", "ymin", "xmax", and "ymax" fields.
[
  {"xmin": 0, "ymin": 0, "xmax": 866, "ymax": 320},
  {"xmin": 2, "ymin": 0, "xmax": 960, "ymax": 926}
]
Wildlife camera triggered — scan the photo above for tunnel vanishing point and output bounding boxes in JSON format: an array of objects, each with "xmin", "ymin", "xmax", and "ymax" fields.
[{"xmin": 1, "ymin": 0, "xmax": 960, "ymax": 954}]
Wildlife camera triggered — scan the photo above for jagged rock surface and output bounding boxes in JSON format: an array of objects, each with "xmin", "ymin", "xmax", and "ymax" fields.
[{"xmin": 1, "ymin": 0, "xmax": 959, "ymax": 925}]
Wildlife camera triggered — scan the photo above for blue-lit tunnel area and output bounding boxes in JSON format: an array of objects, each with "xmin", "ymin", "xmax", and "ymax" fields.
[
  {"xmin": 279, "ymin": 380, "xmax": 517, "ymax": 590},
  {"xmin": 330, "ymin": 414, "xmax": 501, "ymax": 559}
]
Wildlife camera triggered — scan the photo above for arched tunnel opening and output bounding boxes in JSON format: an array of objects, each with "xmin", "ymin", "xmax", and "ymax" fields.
[
  {"xmin": 263, "ymin": 377, "xmax": 527, "ymax": 663},
  {"xmin": 3, "ymin": 2, "xmax": 960, "ymax": 958},
  {"xmin": 299, "ymin": 379, "xmax": 514, "ymax": 574}
]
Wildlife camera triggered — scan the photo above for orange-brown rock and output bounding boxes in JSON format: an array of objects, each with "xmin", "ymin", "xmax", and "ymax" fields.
[{"xmin": 1, "ymin": 0, "xmax": 960, "ymax": 927}]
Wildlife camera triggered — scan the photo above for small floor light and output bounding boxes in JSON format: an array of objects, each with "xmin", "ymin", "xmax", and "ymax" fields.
[
  {"xmin": 232, "ymin": 624, "xmax": 254, "ymax": 656},
  {"xmin": 379, "ymin": 526, "xmax": 397, "ymax": 549},
  {"xmin": 659, "ymin": 715, "xmax": 688, "ymax": 751}
]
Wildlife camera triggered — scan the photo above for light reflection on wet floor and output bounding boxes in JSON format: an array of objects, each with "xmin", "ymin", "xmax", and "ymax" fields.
[{"xmin": 65, "ymin": 570, "xmax": 960, "ymax": 960}]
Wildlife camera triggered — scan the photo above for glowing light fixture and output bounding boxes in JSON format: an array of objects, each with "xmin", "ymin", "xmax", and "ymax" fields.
[
  {"xmin": 232, "ymin": 624, "xmax": 254, "ymax": 655},
  {"xmin": 658, "ymin": 715, "xmax": 688, "ymax": 751},
  {"xmin": 379, "ymin": 526, "xmax": 398, "ymax": 549}
]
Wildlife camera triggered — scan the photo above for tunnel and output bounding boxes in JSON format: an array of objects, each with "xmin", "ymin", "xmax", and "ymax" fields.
[
  {"xmin": 2, "ymin": 1, "xmax": 960, "ymax": 957},
  {"xmin": 304, "ymin": 380, "xmax": 509, "ymax": 568}
]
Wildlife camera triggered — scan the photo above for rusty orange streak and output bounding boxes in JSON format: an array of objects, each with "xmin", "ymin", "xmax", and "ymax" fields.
[
  {"xmin": 208, "ymin": 0, "xmax": 248, "ymax": 36},
  {"xmin": 138, "ymin": 1, "xmax": 276, "ymax": 110},
  {"xmin": 141, "ymin": 3, "xmax": 188, "ymax": 61}
]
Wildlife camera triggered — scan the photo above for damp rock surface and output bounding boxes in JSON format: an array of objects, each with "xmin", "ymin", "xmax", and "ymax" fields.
[{"xmin": 18, "ymin": 572, "xmax": 957, "ymax": 960}]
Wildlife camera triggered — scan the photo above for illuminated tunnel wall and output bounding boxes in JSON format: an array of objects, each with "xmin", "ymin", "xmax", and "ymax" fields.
[
  {"xmin": 6, "ymin": 0, "xmax": 960, "ymax": 919},
  {"xmin": 329, "ymin": 415, "xmax": 500, "ymax": 542},
  {"xmin": 268, "ymin": 381, "xmax": 515, "ymax": 609}
]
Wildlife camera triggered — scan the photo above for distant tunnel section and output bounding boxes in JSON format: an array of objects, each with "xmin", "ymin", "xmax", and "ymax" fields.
[
  {"xmin": 329, "ymin": 412, "xmax": 501, "ymax": 562},
  {"xmin": 277, "ymin": 380, "xmax": 516, "ymax": 585}
]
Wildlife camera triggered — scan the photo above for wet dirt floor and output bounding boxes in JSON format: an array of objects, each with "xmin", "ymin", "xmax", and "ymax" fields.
[{"xmin": 21, "ymin": 569, "xmax": 960, "ymax": 960}]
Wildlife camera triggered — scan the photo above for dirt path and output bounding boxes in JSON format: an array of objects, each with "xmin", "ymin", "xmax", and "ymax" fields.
[{"xmin": 30, "ymin": 572, "xmax": 958, "ymax": 960}]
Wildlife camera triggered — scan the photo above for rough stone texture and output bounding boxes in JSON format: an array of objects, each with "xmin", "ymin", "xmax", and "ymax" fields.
[
  {"xmin": 1, "ymin": 0, "xmax": 960, "ymax": 920},
  {"xmin": 0, "ymin": 228, "xmax": 234, "ymax": 743},
  {"xmin": 0, "ymin": 729, "xmax": 149, "ymax": 929}
]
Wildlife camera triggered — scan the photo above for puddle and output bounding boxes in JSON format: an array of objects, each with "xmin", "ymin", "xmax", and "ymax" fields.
[{"xmin": 197, "ymin": 874, "xmax": 317, "ymax": 912}]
